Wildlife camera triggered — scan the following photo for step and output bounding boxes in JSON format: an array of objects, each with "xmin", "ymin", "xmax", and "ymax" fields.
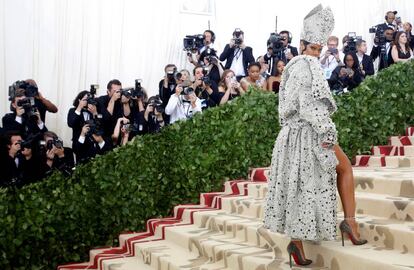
[
  {"xmin": 389, "ymin": 136, "xmax": 414, "ymax": 146},
  {"xmin": 406, "ymin": 127, "xmax": 414, "ymax": 136},
  {"xmin": 354, "ymin": 155, "xmax": 414, "ymax": 168},
  {"xmin": 371, "ymin": 145, "xmax": 414, "ymax": 156},
  {"xmin": 353, "ymin": 168, "xmax": 414, "ymax": 198},
  {"xmin": 355, "ymin": 192, "xmax": 414, "ymax": 221}
]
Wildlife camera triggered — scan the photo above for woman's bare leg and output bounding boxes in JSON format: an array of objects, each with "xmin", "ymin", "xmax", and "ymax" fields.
[{"xmin": 333, "ymin": 144, "xmax": 361, "ymax": 237}]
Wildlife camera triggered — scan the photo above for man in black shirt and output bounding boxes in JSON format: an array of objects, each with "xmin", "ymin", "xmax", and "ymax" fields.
[{"xmin": 158, "ymin": 64, "xmax": 178, "ymax": 125}]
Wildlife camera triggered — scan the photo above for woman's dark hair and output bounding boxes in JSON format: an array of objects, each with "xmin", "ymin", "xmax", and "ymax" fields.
[
  {"xmin": 72, "ymin": 90, "xmax": 89, "ymax": 107},
  {"xmin": 300, "ymin": 39, "xmax": 310, "ymax": 53},
  {"xmin": 247, "ymin": 62, "xmax": 261, "ymax": 71},
  {"xmin": 393, "ymin": 31, "xmax": 411, "ymax": 53},
  {"xmin": 343, "ymin": 52, "xmax": 359, "ymax": 70},
  {"xmin": 273, "ymin": 60, "xmax": 285, "ymax": 77}
]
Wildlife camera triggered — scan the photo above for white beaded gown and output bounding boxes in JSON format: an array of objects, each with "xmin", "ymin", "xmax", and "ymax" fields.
[{"xmin": 263, "ymin": 55, "xmax": 339, "ymax": 241}]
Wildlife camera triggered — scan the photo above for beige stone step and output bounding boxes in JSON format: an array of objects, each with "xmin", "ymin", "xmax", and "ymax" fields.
[
  {"xmin": 354, "ymin": 168, "xmax": 414, "ymax": 198},
  {"xmin": 355, "ymin": 192, "xmax": 414, "ymax": 221}
]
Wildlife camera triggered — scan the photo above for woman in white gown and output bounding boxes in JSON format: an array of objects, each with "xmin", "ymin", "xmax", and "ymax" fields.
[{"xmin": 263, "ymin": 4, "xmax": 367, "ymax": 267}]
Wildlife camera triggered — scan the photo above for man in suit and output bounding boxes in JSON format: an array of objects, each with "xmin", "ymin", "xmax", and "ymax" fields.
[
  {"xmin": 356, "ymin": 40, "xmax": 374, "ymax": 77},
  {"xmin": 219, "ymin": 28, "xmax": 255, "ymax": 81},
  {"xmin": 377, "ymin": 11, "xmax": 398, "ymax": 33},
  {"xmin": 370, "ymin": 27, "xmax": 395, "ymax": 71}
]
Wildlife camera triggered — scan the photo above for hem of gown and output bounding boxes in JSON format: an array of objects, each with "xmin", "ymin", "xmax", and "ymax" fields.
[{"xmin": 262, "ymin": 223, "xmax": 337, "ymax": 242}]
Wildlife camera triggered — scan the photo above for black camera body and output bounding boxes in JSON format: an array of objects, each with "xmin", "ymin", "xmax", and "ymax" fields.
[
  {"xmin": 233, "ymin": 28, "xmax": 244, "ymax": 47},
  {"xmin": 182, "ymin": 86, "xmax": 194, "ymax": 96},
  {"xmin": 201, "ymin": 67, "xmax": 211, "ymax": 86},
  {"xmin": 148, "ymin": 96, "xmax": 164, "ymax": 114},
  {"xmin": 344, "ymin": 32, "xmax": 362, "ymax": 54},
  {"xmin": 46, "ymin": 138, "xmax": 64, "ymax": 150},
  {"xmin": 132, "ymin": 79, "xmax": 144, "ymax": 98},
  {"xmin": 85, "ymin": 84, "xmax": 99, "ymax": 106},
  {"xmin": 369, "ymin": 25, "xmax": 387, "ymax": 46},
  {"xmin": 85, "ymin": 118, "xmax": 104, "ymax": 136},
  {"xmin": 17, "ymin": 97, "xmax": 37, "ymax": 118},
  {"xmin": 9, "ymin": 80, "xmax": 39, "ymax": 101},
  {"xmin": 183, "ymin": 34, "xmax": 204, "ymax": 52},
  {"xmin": 267, "ymin": 33, "xmax": 286, "ymax": 55}
]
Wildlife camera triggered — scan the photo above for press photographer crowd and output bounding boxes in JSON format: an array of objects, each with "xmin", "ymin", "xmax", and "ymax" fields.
[{"xmin": 1, "ymin": 10, "xmax": 413, "ymax": 188}]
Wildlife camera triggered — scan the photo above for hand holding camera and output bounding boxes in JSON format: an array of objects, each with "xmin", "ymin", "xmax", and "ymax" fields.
[
  {"xmin": 229, "ymin": 39, "xmax": 236, "ymax": 48},
  {"xmin": 16, "ymin": 105, "xmax": 25, "ymax": 117},
  {"xmin": 175, "ymin": 85, "xmax": 183, "ymax": 96},
  {"xmin": 111, "ymin": 90, "xmax": 121, "ymax": 102},
  {"xmin": 87, "ymin": 103, "xmax": 98, "ymax": 116},
  {"xmin": 81, "ymin": 124, "xmax": 90, "ymax": 137}
]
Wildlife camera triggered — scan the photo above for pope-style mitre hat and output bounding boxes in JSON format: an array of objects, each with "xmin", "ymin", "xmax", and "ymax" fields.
[{"xmin": 300, "ymin": 4, "xmax": 335, "ymax": 45}]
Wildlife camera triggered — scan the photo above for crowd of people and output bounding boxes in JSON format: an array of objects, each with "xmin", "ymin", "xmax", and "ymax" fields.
[{"xmin": 1, "ymin": 10, "xmax": 413, "ymax": 188}]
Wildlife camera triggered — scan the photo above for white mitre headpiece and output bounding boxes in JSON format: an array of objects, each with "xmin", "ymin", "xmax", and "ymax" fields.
[{"xmin": 300, "ymin": 4, "xmax": 335, "ymax": 45}]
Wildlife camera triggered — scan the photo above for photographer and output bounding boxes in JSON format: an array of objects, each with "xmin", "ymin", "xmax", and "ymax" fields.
[
  {"xmin": 2, "ymin": 89, "xmax": 48, "ymax": 138},
  {"xmin": 356, "ymin": 40, "xmax": 375, "ymax": 77},
  {"xmin": 0, "ymin": 131, "xmax": 24, "ymax": 187},
  {"xmin": 200, "ymin": 48, "xmax": 224, "ymax": 85},
  {"xmin": 73, "ymin": 120, "xmax": 112, "ymax": 164},
  {"xmin": 42, "ymin": 131, "xmax": 74, "ymax": 176},
  {"xmin": 192, "ymin": 65, "xmax": 221, "ymax": 110},
  {"xmin": 320, "ymin": 36, "xmax": 345, "ymax": 79},
  {"xmin": 165, "ymin": 83, "xmax": 202, "ymax": 124},
  {"xmin": 370, "ymin": 27, "xmax": 395, "ymax": 71},
  {"xmin": 377, "ymin": 11, "xmax": 398, "ymax": 33},
  {"xmin": 97, "ymin": 79, "xmax": 126, "ymax": 136},
  {"xmin": 219, "ymin": 28, "xmax": 255, "ymax": 81},
  {"xmin": 159, "ymin": 64, "xmax": 178, "ymax": 124},
  {"xmin": 112, "ymin": 117, "xmax": 132, "ymax": 146},
  {"xmin": 144, "ymin": 96, "xmax": 165, "ymax": 134},
  {"xmin": 218, "ymin": 69, "xmax": 245, "ymax": 105},
  {"xmin": 188, "ymin": 30, "xmax": 217, "ymax": 66},
  {"xmin": 328, "ymin": 52, "xmax": 363, "ymax": 94},
  {"xmin": 9, "ymin": 79, "xmax": 58, "ymax": 123},
  {"xmin": 67, "ymin": 91, "xmax": 100, "ymax": 150}
]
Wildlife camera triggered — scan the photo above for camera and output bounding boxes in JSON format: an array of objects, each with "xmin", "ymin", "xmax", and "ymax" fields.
[
  {"xmin": 267, "ymin": 33, "xmax": 286, "ymax": 55},
  {"xmin": 45, "ymin": 138, "xmax": 64, "ymax": 150},
  {"xmin": 8, "ymin": 80, "xmax": 39, "ymax": 101},
  {"xmin": 182, "ymin": 86, "xmax": 194, "ymax": 96},
  {"xmin": 203, "ymin": 48, "xmax": 218, "ymax": 65},
  {"xmin": 148, "ymin": 96, "xmax": 164, "ymax": 114},
  {"xmin": 166, "ymin": 69, "xmax": 182, "ymax": 84},
  {"xmin": 183, "ymin": 34, "xmax": 204, "ymax": 52},
  {"xmin": 201, "ymin": 67, "xmax": 211, "ymax": 85},
  {"xmin": 132, "ymin": 79, "xmax": 144, "ymax": 98},
  {"xmin": 233, "ymin": 28, "xmax": 243, "ymax": 47},
  {"xmin": 86, "ymin": 84, "xmax": 99, "ymax": 106},
  {"xmin": 343, "ymin": 32, "xmax": 362, "ymax": 54},
  {"xmin": 328, "ymin": 48, "xmax": 339, "ymax": 54},
  {"xmin": 369, "ymin": 25, "xmax": 386, "ymax": 46},
  {"xmin": 17, "ymin": 97, "xmax": 38, "ymax": 118},
  {"xmin": 85, "ymin": 118, "xmax": 104, "ymax": 136},
  {"xmin": 121, "ymin": 122, "xmax": 138, "ymax": 133},
  {"xmin": 121, "ymin": 87, "xmax": 134, "ymax": 98}
]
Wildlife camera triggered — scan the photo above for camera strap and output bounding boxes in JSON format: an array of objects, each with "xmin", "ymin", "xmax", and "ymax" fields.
[{"xmin": 234, "ymin": 48, "xmax": 242, "ymax": 61}]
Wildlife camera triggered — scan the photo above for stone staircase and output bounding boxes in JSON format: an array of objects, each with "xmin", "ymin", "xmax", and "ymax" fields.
[
  {"xmin": 354, "ymin": 127, "xmax": 414, "ymax": 168},
  {"xmin": 58, "ymin": 164, "xmax": 414, "ymax": 270}
]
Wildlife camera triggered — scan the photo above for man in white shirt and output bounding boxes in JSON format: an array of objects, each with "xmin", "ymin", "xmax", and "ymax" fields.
[
  {"xmin": 165, "ymin": 83, "xmax": 202, "ymax": 124},
  {"xmin": 319, "ymin": 36, "xmax": 344, "ymax": 79}
]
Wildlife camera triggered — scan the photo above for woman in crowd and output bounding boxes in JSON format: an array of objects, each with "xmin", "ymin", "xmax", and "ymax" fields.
[
  {"xmin": 390, "ymin": 31, "xmax": 413, "ymax": 64},
  {"xmin": 267, "ymin": 59, "xmax": 285, "ymax": 93},
  {"xmin": 218, "ymin": 69, "xmax": 245, "ymax": 105},
  {"xmin": 329, "ymin": 52, "xmax": 363, "ymax": 93},
  {"xmin": 240, "ymin": 62, "xmax": 267, "ymax": 91}
]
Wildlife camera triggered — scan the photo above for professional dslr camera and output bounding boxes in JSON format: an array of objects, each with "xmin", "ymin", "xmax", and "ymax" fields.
[
  {"xmin": 369, "ymin": 25, "xmax": 386, "ymax": 46},
  {"xmin": 17, "ymin": 97, "xmax": 38, "ymax": 119},
  {"xmin": 120, "ymin": 79, "xmax": 144, "ymax": 98},
  {"xmin": 166, "ymin": 68, "xmax": 182, "ymax": 84},
  {"xmin": 8, "ymin": 80, "xmax": 39, "ymax": 101},
  {"xmin": 267, "ymin": 33, "xmax": 286, "ymax": 55},
  {"xmin": 343, "ymin": 32, "xmax": 362, "ymax": 54},
  {"xmin": 148, "ymin": 95, "xmax": 164, "ymax": 114},
  {"xmin": 45, "ymin": 138, "xmax": 64, "ymax": 150},
  {"xmin": 183, "ymin": 34, "xmax": 204, "ymax": 54},
  {"xmin": 85, "ymin": 84, "xmax": 99, "ymax": 106},
  {"xmin": 85, "ymin": 118, "xmax": 104, "ymax": 136},
  {"xmin": 233, "ymin": 28, "xmax": 243, "ymax": 47},
  {"xmin": 202, "ymin": 47, "xmax": 218, "ymax": 65},
  {"xmin": 201, "ymin": 67, "xmax": 211, "ymax": 85}
]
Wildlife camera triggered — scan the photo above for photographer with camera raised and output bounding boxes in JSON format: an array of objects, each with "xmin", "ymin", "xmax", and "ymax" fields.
[
  {"xmin": 355, "ymin": 40, "xmax": 375, "ymax": 77},
  {"xmin": 73, "ymin": 118, "xmax": 112, "ymax": 164},
  {"xmin": 191, "ymin": 65, "xmax": 221, "ymax": 110},
  {"xmin": 200, "ymin": 47, "xmax": 224, "ymax": 85},
  {"xmin": 9, "ymin": 79, "xmax": 58, "ymax": 123},
  {"xmin": 159, "ymin": 64, "xmax": 179, "ymax": 124},
  {"xmin": 188, "ymin": 30, "xmax": 217, "ymax": 66},
  {"xmin": 328, "ymin": 52, "xmax": 363, "ymax": 94},
  {"xmin": 219, "ymin": 28, "xmax": 255, "ymax": 81},
  {"xmin": 2, "ymin": 88, "xmax": 48, "ymax": 138},
  {"xmin": 165, "ymin": 82, "xmax": 202, "ymax": 124},
  {"xmin": 144, "ymin": 95, "xmax": 165, "ymax": 134},
  {"xmin": 320, "ymin": 36, "xmax": 345, "ymax": 79},
  {"xmin": 370, "ymin": 27, "xmax": 395, "ymax": 71},
  {"xmin": 111, "ymin": 117, "xmax": 132, "ymax": 146},
  {"xmin": 42, "ymin": 131, "xmax": 74, "ymax": 176}
]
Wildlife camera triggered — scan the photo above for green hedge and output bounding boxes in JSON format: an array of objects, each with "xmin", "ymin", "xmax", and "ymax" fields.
[
  {"xmin": 1, "ymin": 60, "xmax": 414, "ymax": 269},
  {"xmin": 0, "ymin": 89, "xmax": 280, "ymax": 269}
]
